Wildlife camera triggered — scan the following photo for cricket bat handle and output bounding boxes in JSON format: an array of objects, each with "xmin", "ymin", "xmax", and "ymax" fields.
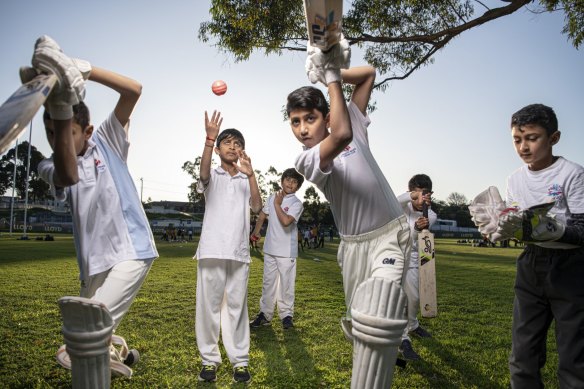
[{"xmin": 422, "ymin": 190, "xmax": 429, "ymax": 219}]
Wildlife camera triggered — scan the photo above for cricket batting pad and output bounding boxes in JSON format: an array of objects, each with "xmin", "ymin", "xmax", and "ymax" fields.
[
  {"xmin": 58, "ymin": 296, "xmax": 114, "ymax": 389},
  {"xmin": 350, "ymin": 277, "xmax": 407, "ymax": 389}
]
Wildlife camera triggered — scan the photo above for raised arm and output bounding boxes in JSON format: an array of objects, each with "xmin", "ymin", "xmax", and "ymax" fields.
[
  {"xmin": 49, "ymin": 117, "xmax": 80, "ymax": 187},
  {"xmin": 88, "ymin": 66, "xmax": 142, "ymax": 129},
  {"xmin": 200, "ymin": 111, "xmax": 222, "ymax": 185},
  {"xmin": 341, "ymin": 66, "xmax": 376, "ymax": 115},
  {"xmin": 319, "ymin": 81, "xmax": 352, "ymax": 170},
  {"xmin": 252, "ymin": 210, "xmax": 267, "ymax": 239},
  {"xmin": 273, "ymin": 190, "xmax": 296, "ymax": 227}
]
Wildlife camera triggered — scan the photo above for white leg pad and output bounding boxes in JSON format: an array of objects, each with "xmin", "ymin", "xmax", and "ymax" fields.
[
  {"xmin": 58, "ymin": 296, "xmax": 115, "ymax": 389},
  {"xmin": 350, "ymin": 278, "xmax": 407, "ymax": 389}
]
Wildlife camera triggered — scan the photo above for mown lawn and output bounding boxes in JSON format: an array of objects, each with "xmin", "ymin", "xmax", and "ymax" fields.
[{"xmin": 0, "ymin": 235, "xmax": 559, "ymax": 388}]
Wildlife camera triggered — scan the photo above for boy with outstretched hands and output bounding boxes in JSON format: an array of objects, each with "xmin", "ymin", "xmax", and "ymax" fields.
[{"xmin": 194, "ymin": 111, "xmax": 262, "ymax": 383}]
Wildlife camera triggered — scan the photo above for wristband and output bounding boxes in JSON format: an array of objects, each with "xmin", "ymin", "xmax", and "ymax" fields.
[{"xmin": 206, "ymin": 136, "xmax": 216, "ymax": 143}]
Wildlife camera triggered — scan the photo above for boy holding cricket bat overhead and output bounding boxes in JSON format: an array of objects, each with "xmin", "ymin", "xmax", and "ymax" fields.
[
  {"xmin": 33, "ymin": 36, "xmax": 158, "ymax": 378},
  {"xmin": 469, "ymin": 103, "xmax": 584, "ymax": 388},
  {"xmin": 286, "ymin": 36, "xmax": 409, "ymax": 387},
  {"xmin": 397, "ymin": 174, "xmax": 437, "ymax": 361}
]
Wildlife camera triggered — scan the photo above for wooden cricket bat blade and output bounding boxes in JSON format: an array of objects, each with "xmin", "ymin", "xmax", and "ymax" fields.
[
  {"xmin": 303, "ymin": 0, "xmax": 343, "ymax": 51},
  {"xmin": 419, "ymin": 228, "xmax": 437, "ymax": 318},
  {"xmin": 0, "ymin": 73, "xmax": 58, "ymax": 154}
]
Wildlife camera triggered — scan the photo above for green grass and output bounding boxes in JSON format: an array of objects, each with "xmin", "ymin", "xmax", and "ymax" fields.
[{"xmin": 0, "ymin": 235, "xmax": 560, "ymax": 388}]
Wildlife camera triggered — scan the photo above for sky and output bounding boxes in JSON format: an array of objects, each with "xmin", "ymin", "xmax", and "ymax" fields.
[{"xmin": 1, "ymin": 1, "xmax": 583, "ymax": 205}]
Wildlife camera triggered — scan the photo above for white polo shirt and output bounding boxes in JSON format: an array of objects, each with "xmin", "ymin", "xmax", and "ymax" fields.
[
  {"xmin": 38, "ymin": 112, "xmax": 158, "ymax": 281},
  {"xmin": 262, "ymin": 193, "xmax": 304, "ymax": 258},
  {"xmin": 295, "ymin": 101, "xmax": 403, "ymax": 236},
  {"xmin": 195, "ymin": 167, "xmax": 252, "ymax": 263},
  {"xmin": 506, "ymin": 156, "xmax": 584, "ymax": 249}
]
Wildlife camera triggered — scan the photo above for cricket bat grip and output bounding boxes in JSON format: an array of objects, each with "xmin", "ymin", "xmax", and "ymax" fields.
[{"xmin": 422, "ymin": 190, "xmax": 429, "ymax": 219}]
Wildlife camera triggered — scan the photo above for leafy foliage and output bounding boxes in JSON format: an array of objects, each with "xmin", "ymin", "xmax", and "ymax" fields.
[
  {"xmin": 0, "ymin": 141, "xmax": 50, "ymax": 201},
  {"xmin": 199, "ymin": 0, "xmax": 582, "ymax": 89}
]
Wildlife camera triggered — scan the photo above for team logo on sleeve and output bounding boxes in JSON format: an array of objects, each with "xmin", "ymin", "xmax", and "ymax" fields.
[
  {"xmin": 94, "ymin": 159, "xmax": 107, "ymax": 173},
  {"xmin": 284, "ymin": 207, "xmax": 289, "ymax": 212}
]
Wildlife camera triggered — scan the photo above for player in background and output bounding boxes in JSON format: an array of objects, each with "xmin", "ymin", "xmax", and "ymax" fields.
[
  {"xmin": 286, "ymin": 37, "xmax": 409, "ymax": 388},
  {"xmin": 250, "ymin": 168, "xmax": 305, "ymax": 330},
  {"xmin": 194, "ymin": 111, "xmax": 262, "ymax": 384},
  {"xmin": 469, "ymin": 104, "xmax": 584, "ymax": 388},
  {"xmin": 34, "ymin": 36, "xmax": 158, "ymax": 376},
  {"xmin": 396, "ymin": 174, "xmax": 437, "ymax": 360}
]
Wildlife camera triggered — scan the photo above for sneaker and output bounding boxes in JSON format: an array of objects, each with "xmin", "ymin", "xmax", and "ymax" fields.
[
  {"xmin": 410, "ymin": 325, "xmax": 432, "ymax": 338},
  {"xmin": 198, "ymin": 364, "xmax": 217, "ymax": 382},
  {"xmin": 282, "ymin": 316, "xmax": 294, "ymax": 329},
  {"xmin": 233, "ymin": 365, "xmax": 251, "ymax": 383},
  {"xmin": 250, "ymin": 312, "xmax": 270, "ymax": 328},
  {"xmin": 399, "ymin": 339, "xmax": 421, "ymax": 361}
]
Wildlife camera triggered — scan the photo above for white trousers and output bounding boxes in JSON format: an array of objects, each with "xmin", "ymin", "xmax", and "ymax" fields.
[
  {"xmin": 338, "ymin": 216, "xmax": 410, "ymax": 318},
  {"xmin": 196, "ymin": 258, "xmax": 250, "ymax": 367},
  {"xmin": 80, "ymin": 258, "xmax": 154, "ymax": 331},
  {"xmin": 259, "ymin": 253, "xmax": 297, "ymax": 321},
  {"xmin": 402, "ymin": 266, "xmax": 420, "ymax": 340}
]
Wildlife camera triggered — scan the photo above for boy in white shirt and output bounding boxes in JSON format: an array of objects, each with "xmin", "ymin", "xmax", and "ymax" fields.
[
  {"xmin": 194, "ymin": 111, "xmax": 262, "ymax": 383},
  {"xmin": 397, "ymin": 174, "xmax": 437, "ymax": 361},
  {"xmin": 250, "ymin": 168, "xmax": 305, "ymax": 330}
]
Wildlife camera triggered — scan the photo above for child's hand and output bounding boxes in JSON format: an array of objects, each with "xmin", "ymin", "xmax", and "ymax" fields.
[
  {"xmin": 204, "ymin": 110, "xmax": 222, "ymax": 141},
  {"xmin": 234, "ymin": 150, "xmax": 254, "ymax": 177},
  {"xmin": 274, "ymin": 190, "xmax": 284, "ymax": 207}
]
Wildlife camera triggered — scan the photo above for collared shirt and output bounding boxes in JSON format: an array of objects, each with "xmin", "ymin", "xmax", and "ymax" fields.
[
  {"xmin": 262, "ymin": 192, "xmax": 304, "ymax": 258},
  {"xmin": 195, "ymin": 166, "xmax": 252, "ymax": 263},
  {"xmin": 295, "ymin": 101, "xmax": 403, "ymax": 236},
  {"xmin": 38, "ymin": 112, "xmax": 158, "ymax": 280}
]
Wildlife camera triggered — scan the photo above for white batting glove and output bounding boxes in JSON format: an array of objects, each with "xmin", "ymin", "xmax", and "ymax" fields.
[
  {"xmin": 496, "ymin": 202, "xmax": 563, "ymax": 242},
  {"xmin": 32, "ymin": 35, "xmax": 86, "ymax": 106},
  {"xmin": 468, "ymin": 186, "xmax": 506, "ymax": 237},
  {"xmin": 305, "ymin": 36, "xmax": 351, "ymax": 85}
]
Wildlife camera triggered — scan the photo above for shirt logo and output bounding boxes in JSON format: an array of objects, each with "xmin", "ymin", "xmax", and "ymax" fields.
[
  {"xmin": 284, "ymin": 207, "xmax": 289, "ymax": 212},
  {"xmin": 341, "ymin": 145, "xmax": 357, "ymax": 158},
  {"xmin": 94, "ymin": 159, "xmax": 106, "ymax": 173},
  {"xmin": 547, "ymin": 184, "xmax": 563, "ymax": 203},
  {"xmin": 382, "ymin": 258, "xmax": 396, "ymax": 265}
]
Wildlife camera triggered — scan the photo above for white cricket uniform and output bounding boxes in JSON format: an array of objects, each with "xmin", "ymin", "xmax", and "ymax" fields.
[
  {"xmin": 38, "ymin": 112, "xmax": 158, "ymax": 328},
  {"xmin": 397, "ymin": 192, "xmax": 438, "ymax": 339},
  {"xmin": 194, "ymin": 167, "xmax": 252, "ymax": 367},
  {"xmin": 295, "ymin": 101, "xmax": 409, "ymax": 317},
  {"xmin": 506, "ymin": 156, "xmax": 584, "ymax": 249},
  {"xmin": 259, "ymin": 193, "xmax": 304, "ymax": 321}
]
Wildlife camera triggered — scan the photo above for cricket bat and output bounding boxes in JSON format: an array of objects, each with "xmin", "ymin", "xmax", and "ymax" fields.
[
  {"xmin": 0, "ymin": 71, "xmax": 58, "ymax": 155},
  {"xmin": 418, "ymin": 193, "xmax": 437, "ymax": 318},
  {"xmin": 303, "ymin": 0, "xmax": 343, "ymax": 51}
]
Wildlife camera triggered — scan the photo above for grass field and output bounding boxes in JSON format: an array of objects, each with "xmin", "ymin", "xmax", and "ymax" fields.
[{"xmin": 0, "ymin": 235, "xmax": 560, "ymax": 388}]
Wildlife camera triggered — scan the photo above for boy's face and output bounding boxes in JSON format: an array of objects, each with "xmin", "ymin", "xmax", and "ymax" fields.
[
  {"xmin": 289, "ymin": 108, "xmax": 329, "ymax": 148},
  {"xmin": 281, "ymin": 176, "xmax": 299, "ymax": 195},
  {"xmin": 511, "ymin": 124, "xmax": 560, "ymax": 171},
  {"xmin": 44, "ymin": 118, "xmax": 93, "ymax": 156},
  {"xmin": 215, "ymin": 135, "xmax": 243, "ymax": 164}
]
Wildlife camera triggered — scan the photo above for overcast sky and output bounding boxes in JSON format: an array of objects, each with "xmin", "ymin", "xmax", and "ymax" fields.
[{"xmin": 1, "ymin": 1, "xmax": 582, "ymax": 204}]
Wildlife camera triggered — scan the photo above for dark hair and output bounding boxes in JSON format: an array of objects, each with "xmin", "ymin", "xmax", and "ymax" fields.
[
  {"xmin": 281, "ymin": 168, "xmax": 304, "ymax": 189},
  {"xmin": 216, "ymin": 128, "xmax": 245, "ymax": 149},
  {"xmin": 43, "ymin": 101, "xmax": 91, "ymax": 130},
  {"xmin": 511, "ymin": 104, "xmax": 558, "ymax": 136},
  {"xmin": 408, "ymin": 174, "xmax": 432, "ymax": 192},
  {"xmin": 286, "ymin": 86, "xmax": 329, "ymax": 117}
]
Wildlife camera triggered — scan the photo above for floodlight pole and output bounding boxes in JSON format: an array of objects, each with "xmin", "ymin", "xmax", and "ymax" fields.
[
  {"xmin": 9, "ymin": 139, "xmax": 18, "ymax": 236},
  {"xmin": 22, "ymin": 121, "xmax": 33, "ymax": 239}
]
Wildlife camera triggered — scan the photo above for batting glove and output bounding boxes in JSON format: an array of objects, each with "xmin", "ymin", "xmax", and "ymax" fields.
[
  {"xmin": 468, "ymin": 186, "xmax": 506, "ymax": 237},
  {"xmin": 496, "ymin": 202, "xmax": 564, "ymax": 242},
  {"xmin": 305, "ymin": 36, "xmax": 350, "ymax": 85},
  {"xmin": 32, "ymin": 36, "xmax": 86, "ymax": 107}
]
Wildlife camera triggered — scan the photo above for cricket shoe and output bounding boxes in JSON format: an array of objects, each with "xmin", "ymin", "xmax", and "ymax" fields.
[
  {"xmin": 198, "ymin": 364, "xmax": 217, "ymax": 382},
  {"xmin": 399, "ymin": 339, "xmax": 421, "ymax": 361},
  {"xmin": 282, "ymin": 316, "xmax": 294, "ymax": 329},
  {"xmin": 250, "ymin": 312, "xmax": 270, "ymax": 328},
  {"xmin": 233, "ymin": 365, "xmax": 251, "ymax": 383},
  {"xmin": 410, "ymin": 325, "xmax": 432, "ymax": 338}
]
